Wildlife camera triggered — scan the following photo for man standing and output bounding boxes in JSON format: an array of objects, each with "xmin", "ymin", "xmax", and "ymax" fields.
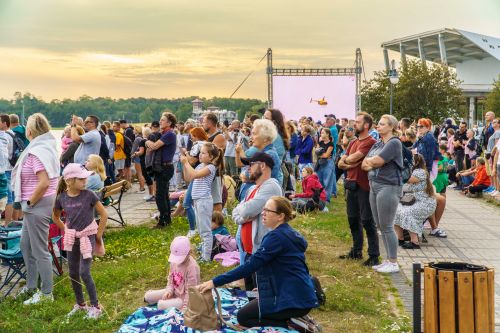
[
  {"xmin": 0, "ymin": 115, "xmax": 14, "ymax": 226},
  {"xmin": 338, "ymin": 112, "xmax": 380, "ymax": 266},
  {"xmin": 72, "ymin": 115, "xmax": 101, "ymax": 165},
  {"xmin": 232, "ymin": 152, "xmax": 283, "ymax": 289},
  {"xmin": 120, "ymin": 119, "xmax": 134, "ymax": 186},
  {"xmin": 453, "ymin": 122, "xmax": 468, "ymax": 173},
  {"xmin": 482, "ymin": 111, "xmax": 496, "ymax": 150},
  {"xmin": 7, "ymin": 114, "xmax": 27, "ymax": 222},
  {"xmin": 146, "ymin": 112, "xmax": 177, "ymax": 228},
  {"xmin": 224, "ymin": 120, "xmax": 241, "ymax": 177},
  {"xmin": 113, "ymin": 121, "xmax": 127, "ymax": 180},
  {"xmin": 324, "ymin": 115, "xmax": 339, "ymax": 199},
  {"xmin": 203, "ymin": 112, "xmax": 226, "ymax": 212}
]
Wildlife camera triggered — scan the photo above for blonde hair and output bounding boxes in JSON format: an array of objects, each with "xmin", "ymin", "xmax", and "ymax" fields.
[
  {"xmin": 252, "ymin": 119, "xmax": 278, "ymax": 143},
  {"xmin": 380, "ymin": 114, "xmax": 399, "ymax": 136},
  {"xmin": 134, "ymin": 125, "xmax": 143, "ymax": 135},
  {"xmin": 142, "ymin": 126, "xmax": 152, "ymax": 138},
  {"xmin": 86, "ymin": 154, "xmax": 106, "ymax": 181},
  {"xmin": 26, "ymin": 113, "xmax": 51, "ymax": 138}
]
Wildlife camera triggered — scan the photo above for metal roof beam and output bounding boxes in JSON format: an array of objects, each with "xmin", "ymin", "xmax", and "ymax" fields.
[{"xmin": 418, "ymin": 38, "xmax": 426, "ymax": 62}]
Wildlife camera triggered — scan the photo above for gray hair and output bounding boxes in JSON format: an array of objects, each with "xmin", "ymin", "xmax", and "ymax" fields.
[
  {"xmin": 27, "ymin": 113, "xmax": 51, "ymax": 139},
  {"xmin": 252, "ymin": 119, "xmax": 278, "ymax": 143}
]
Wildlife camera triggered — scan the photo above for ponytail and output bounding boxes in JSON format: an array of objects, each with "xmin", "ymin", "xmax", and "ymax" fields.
[
  {"xmin": 56, "ymin": 176, "xmax": 67, "ymax": 195},
  {"xmin": 203, "ymin": 142, "xmax": 225, "ymax": 177}
]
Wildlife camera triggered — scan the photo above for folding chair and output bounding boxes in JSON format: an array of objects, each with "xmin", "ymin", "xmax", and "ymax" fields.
[{"xmin": 0, "ymin": 230, "xmax": 26, "ymax": 299}]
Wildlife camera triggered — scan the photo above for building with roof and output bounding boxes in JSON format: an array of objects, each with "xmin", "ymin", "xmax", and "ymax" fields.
[
  {"xmin": 191, "ymin": 99, "xmax": 237, "ymax": 123},
  {"xmin": 381, "ymin": 28, "xmax": 500, "ymax": 124}
]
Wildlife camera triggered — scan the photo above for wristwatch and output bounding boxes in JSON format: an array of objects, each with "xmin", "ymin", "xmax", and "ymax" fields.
[{"xmin": 27, "ymin": 200, "xmax": 32, "ymax": 207}]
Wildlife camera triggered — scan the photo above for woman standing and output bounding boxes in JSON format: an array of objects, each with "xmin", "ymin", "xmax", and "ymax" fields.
[
  {"xmin": 295, "ymin": 125, "xmax": 314, "ymax": 177},
  {"xmin": 415, "ymin": 118, "xmax": 440, "ymax": 181},
  {"xmin": 362, "ymin": 114, "xmax": 403, "ymax": 274},
  {"xmin": 198, "ymin": 197, "xmax": 318, "ymax": 329},
  {"xmin": 12, "ymin": 113, "xmax": 60, "ymax": 304},
  {"xmin": 315, "ymin": 128, "xmax": 335, "ymax": 201},
  {"xmin": 131, "ymin": 125, "xmax": 146, "ymax": 193}
]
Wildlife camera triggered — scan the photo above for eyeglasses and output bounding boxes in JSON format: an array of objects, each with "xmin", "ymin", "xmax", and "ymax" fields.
[
  {"xmin": 416, "ymin": 125, "xmax": 424, "ymax": 129},
  {"xmin": 262, "ymin": 208, "xmax": 279, "ymax": 214}
]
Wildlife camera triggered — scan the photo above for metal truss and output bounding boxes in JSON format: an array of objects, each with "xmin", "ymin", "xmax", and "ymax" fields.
[{"xmin": 271, "ymin": 68, "xmax": 359, "ymax": 76}]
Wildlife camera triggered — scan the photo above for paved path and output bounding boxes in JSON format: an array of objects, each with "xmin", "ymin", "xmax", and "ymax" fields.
[{"xmin": 392, "ymin": 189, "xmax": 500, "ymax": 331}]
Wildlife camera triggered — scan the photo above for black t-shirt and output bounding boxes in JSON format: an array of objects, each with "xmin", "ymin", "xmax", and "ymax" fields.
[
  {"xmin": 318, "ymin": 141, "xmax": 334, "ymax": 159},
  {"xmin": 454, "ymin": 130, "xmax": 467, "ymax": 151},
  {"xmin": 139, "ymin": 138, "xmax": 147, "ymax": 163}
]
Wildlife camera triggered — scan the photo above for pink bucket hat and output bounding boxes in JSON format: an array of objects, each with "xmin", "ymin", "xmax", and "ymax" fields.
[
  {"xmin": 62, "ymin": 163, "xmax": 94, "ymax": 180},
  {"xmin": 168, "ymin": 236, "xmax": 191, "ymax": 264}
]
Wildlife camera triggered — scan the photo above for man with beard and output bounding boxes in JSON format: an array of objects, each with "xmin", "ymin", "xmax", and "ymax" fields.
[
  {"xmin": 338, "ymin": 112, "xmax": 380, "ymax": 266},
  {"xmin": 231, "ymin": 152, "xmax": 283, "ymax": 290}
]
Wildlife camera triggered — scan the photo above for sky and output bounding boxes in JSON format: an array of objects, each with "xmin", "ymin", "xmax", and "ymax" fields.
[{"xmin": 0, "ymin": 0, "xmax": 499, "ymax": 101}]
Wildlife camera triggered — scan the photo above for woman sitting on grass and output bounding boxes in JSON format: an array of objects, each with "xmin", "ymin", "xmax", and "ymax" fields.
[{"xmin": 289, "ymin": 166, "xmax": 327, "ymax": 212}]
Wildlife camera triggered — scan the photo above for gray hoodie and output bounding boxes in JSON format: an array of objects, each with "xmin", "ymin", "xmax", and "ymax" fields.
[{"xmin": 232, "ymin": 177, "xmax": 283, "ymax": 254}]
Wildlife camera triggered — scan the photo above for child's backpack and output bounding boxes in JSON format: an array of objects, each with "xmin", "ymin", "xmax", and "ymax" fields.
[
  {"xmin": 211, "ymin": 234, "xmax": 237, "ymax": 259},
  {"xmin": 7, "ymin": 132, "xmax": 27, "ymax": 167}
]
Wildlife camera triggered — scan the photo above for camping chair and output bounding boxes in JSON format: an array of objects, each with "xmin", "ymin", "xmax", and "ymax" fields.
[
  {"xmin": 0, "ymin": 230, "xmax": 26, "ymax": 299},
  {"xmin": 101, "ymin": 180, "xmax": 127, "ymax": 226}
]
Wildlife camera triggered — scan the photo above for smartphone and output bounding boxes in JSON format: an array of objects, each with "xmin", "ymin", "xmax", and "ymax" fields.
[{"xmin": 246, "ymin": 291, "xmax": 258, "ymax": 299}]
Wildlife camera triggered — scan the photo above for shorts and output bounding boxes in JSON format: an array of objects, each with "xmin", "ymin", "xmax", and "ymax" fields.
[
  {"xmin": 115, "ymin": 159, "xmax": 125, "ymax": 170},
  {"xmin": 0, "ymin": 197, "xmax": 6, "ymax": 211},
  {"xmin": 133, "ymin": 156, "xmax": 141, "ymax": 164},
  {"xmin": 125, "ymin": 157, "xmax": 132, "ymax": 168},
  {"xmin": 437, "ymin": 186, "xmax": 447, "ymax": 194},
  {"xmin": 211, "ymin": 176, "xmax": 223, "ymax": 205},
  {"xmin": 5, "ymin": 171, "xmax": 13, "ymax": 205}
]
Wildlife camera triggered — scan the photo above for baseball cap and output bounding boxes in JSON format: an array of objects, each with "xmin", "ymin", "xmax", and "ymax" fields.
[
  {"xmin": 151, "ymin": 121, "xmax": 160, "ymax": 128},
  {"xmin": 324, "ymin": 114, "xmax": 336, "ymax": 119},
  {"xmin": 240, "ymin": 152, "xmax": 274, "ymax": 168},
  {"xmin": 62, "ymin": 163, "xmax": 93, "ymax": 180},
  {"xmin": 168, "ymin": 236, "xmax": 191, "ymax": 264}
]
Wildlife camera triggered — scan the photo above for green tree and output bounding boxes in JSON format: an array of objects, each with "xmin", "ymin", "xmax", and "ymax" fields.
[
  {"xmin": 485, "ymin": 75, "xmax": 500, "ymax": 113},
  {"xmin": 361, "ymin": 59, "xmax": 464, "ymax": 122},
  {"xmin": 139, "ymin": 107, "xmax": 153, "ymax": 123}
]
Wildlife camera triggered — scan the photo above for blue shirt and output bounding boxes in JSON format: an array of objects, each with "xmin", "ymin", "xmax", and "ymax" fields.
[
  {"xmin": 329, "ymin": 126, "xmax": 339, "ymax": 156},
  {"xmin": 159, "ymin": 129, "xmax": 177, "ymax": 163},
  {"xmin": 295, "ymin": 135, "xmax": 314, "ymax": 164}
]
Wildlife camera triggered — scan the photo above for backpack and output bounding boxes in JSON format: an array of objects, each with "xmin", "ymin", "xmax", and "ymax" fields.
[
  {"xmin": 7, "ymin": 132, "xmax": 27, "ymax": 167},
  {"xmin": 98, "ymin": 131, "xmax": 110, "ymax": 162},
  {"xmin": 401, "ymin": 145, "xmax": 414, "ymax": 184},
  {"xmin": 123, "ymin": 135, "xmax": 133, "ymax": 158}
]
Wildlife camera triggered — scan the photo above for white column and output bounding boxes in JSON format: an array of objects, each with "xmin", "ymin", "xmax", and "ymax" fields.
[{"xmin": 469, "ymin": 97, "xmax": 476, "ymax": 127}]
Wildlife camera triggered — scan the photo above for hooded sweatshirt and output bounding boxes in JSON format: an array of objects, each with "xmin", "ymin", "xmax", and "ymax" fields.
[{"xmin": 295, "ymin": 173, "xmax": 327, "ymax": 201}]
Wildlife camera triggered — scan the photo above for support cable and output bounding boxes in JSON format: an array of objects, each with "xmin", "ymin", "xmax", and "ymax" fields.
[{"xmin": 229, "ymin": 52, "xmax": 268, "ymax": 99}]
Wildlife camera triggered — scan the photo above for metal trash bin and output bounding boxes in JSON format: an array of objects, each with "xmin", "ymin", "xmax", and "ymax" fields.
[{"xmin": 423, "ymin": 262, "xmax": 494, "ymax": 333}]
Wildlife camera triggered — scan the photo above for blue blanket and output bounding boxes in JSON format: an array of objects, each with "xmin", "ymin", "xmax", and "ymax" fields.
[{"xmin": 118, "ymin": 288, "xmax": 298, "ymax": 333}]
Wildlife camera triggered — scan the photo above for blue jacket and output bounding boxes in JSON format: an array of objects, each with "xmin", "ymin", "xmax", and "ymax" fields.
[
  {"xmin": 295, "ymin": 135, "xmax": 314, "ymax": 164},
  {"xmin": 414, "ymin": 132, "xmax": 440, "ymax": 172},
  {"xmin": 213, "ymin": 223, "xmax": 319, "ymax": 315},
  {"xmin": 289, "ymin": 133, "xmax": 298, "ymax": 159}
]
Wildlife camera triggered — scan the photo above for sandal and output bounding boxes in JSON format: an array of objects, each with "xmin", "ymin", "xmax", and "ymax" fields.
[
  {"xmin": 429, "ymin": 228, "xmax": 447, "ymax": 238},
  {"xmin": 402, "ymin": 242, "xmax": 421, "ymax": 249}
]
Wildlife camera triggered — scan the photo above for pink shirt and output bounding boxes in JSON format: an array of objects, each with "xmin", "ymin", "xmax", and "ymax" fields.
[
  {"xmin": 447, "ymin": 136, "xmax": 455, "ymax": 155},
  {"xmin": 165, "ymin": 256, "xmax": 200, "ymax": 309},
  {"xmin": 20, "ymin": 154, "xmax": 58, "ymax": 201}
]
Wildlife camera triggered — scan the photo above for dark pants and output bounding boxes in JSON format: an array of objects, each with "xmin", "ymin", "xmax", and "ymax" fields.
[
  {"xmin": 237, "ymin": 299, "xmax": 310, "ymax": 328},
  {"xmin": 468, "ymin": 184, "xmax": 488, "ymax": 194},
  {"xmin": 106, "ymin": 161, "xmax": 116, "ymax": 184},
  {"xmin": 455, "ymin": 149, "xmax": 465, "ymax": 172},
  {"xmin": 140, "ymin": 158, "xmax": 153, "ymax": 186},
  {"xmin": 243, "ymin": 253, "xmax": 257, "ymax": 291},
  {"xmin": 68, "ymin": 236, "xmax": 98, "ymax": 306},
  {"xmin": 345, "ymin": 187, "xmax": 380, "ymax": 257},
  {"xmin": 154, "ymin": 164, "xmax": 174, "ymax": 225}
]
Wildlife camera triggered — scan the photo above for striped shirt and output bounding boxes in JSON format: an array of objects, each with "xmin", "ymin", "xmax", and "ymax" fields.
[
  {"xmin": 191, "ymin": 163, "xmax": 216, "ymax": 200},
  {"xmin": 20, "ymin": 154, "xmax": 58, "ymax": 201}
]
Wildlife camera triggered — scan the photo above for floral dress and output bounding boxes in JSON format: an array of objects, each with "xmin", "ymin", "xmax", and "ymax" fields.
[{"xmin": 394, "ymin": 168, "xmax": 437, "ymax": 236}]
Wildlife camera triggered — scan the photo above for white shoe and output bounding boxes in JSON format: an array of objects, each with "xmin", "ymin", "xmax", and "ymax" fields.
[
  {"xmin": 372, "ymin": 260, "xmax": 389, "ymax": 270},
  {"xmin": 143, "ymin": 195, "xmax": 153, "ymax": 201},
  {"xmin": 85, "ymin": 305, "xmax": 103, "ymax": 319},
  {"xmin": 16, "ymin": 286, "xmax": 36, "ymax": 299},
  {"xmin": 186, "ymin": 230, "xmax": 197, "ymax": 238},
  {"xmin": 67, "ymin": 303, "xmax": 88, "ymax": 317},
  {"xmin": 489, "ymin": 191, "xmax": 498, "ymax": 196},
  {"xmin": 23, "ymin": 291, "xmax": 54, "ymax": 305},
  {"xmin": 376, "ymin": 262, "xmax": 400, "ymax": 273},
  {"xmin": 136, "ymin": 189, "xmax": 146, "ymax": 194},
  {"xmin": 322, "ymin": 206, "xmax": 329, "ymax": 212}
]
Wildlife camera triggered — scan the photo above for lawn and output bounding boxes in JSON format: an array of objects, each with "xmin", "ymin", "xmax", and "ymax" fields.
[{"xmin": 0, "ymin": 193, "xmax": 411, "ymax": 332}]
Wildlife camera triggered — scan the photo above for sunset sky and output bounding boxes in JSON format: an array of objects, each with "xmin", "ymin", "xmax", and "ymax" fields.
[{"xmin": 1, "ymin": 0, "xmax": 499, "ymax": 101}]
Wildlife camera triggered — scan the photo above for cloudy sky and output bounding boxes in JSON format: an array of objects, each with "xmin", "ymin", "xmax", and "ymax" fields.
[{"xmin": 1, "ymin": 0, "xmax": 499, "ymax": 101}]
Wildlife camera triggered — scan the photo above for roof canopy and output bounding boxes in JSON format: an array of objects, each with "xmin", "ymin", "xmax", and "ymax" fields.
[{"xmin": 381, "ymin": 28, "xmax": 500, "ymax": 67}]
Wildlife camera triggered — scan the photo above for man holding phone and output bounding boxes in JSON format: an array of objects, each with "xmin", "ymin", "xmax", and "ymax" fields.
[{"xmin": 224, "ymin": 120, "xmax": 241, "ymax": 177}]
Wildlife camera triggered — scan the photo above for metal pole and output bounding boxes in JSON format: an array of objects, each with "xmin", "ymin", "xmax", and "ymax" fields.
[
  {"xmin": 21, "ymin": 102, "xmax": 25, "ymax": 126},
  {"xmin": 413, "ymin": 263, "xmax": 422, "ymax": 333},
  {"xmin": 389, "ymin": 82, "xmax": 393, "ymax": 115}
]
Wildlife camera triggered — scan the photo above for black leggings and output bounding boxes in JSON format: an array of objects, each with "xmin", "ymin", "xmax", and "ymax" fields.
[{"xmin": 237, "ymin": 299, "xmax": 311, "ymax": 328}]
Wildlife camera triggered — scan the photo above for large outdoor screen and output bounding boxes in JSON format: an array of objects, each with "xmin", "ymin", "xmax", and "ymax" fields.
[{"xmin": 272, "ymin": 75, "xmax": 356, "ymax": 121}]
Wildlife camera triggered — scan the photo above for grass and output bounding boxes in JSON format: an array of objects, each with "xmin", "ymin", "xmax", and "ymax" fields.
[{"xmin": 0, "ymin": 192, "xmax": 411, "ymax": 332}]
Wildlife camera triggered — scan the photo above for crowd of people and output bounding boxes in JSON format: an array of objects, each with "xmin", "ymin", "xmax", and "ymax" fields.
[{"xmin": 0, "ymin": 107, "xmax": 499, "ymax": 329}]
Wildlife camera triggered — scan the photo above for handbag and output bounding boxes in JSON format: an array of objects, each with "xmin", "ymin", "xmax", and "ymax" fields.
[{"xmin": 400, "ymin": 193, "xmax": 416, "ymax": 206}]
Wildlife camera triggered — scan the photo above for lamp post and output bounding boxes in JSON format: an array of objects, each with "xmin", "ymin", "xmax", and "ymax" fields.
[
  {"xmin": 21, "ymin": 99, "xmax": 25, "ymax": 126},
  {"xmin": 389, "ymin": 60, "xmax": 399, "ymax": 115}
]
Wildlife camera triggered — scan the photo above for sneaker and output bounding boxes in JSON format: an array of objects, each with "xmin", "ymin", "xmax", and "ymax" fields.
[
  {"xmin": 372, "ymin": 260, "xmax": 389, "ymax": 270},
  {"xmin": 16, "ymin": 286, "xmax": 36, "ymax": 299},
  {"xmin": 489, "ymin": 190, "xmax": 498, "ymax": 196},
  {"xmin": 67, "ymin": 303, "xmax": 88, "ymax": 317},
  {"xmin": 321, "ymin": 206, "xmax": 329, "ymax": 212},
  {"xmin": 485, "ymin": 186, "xmax": 495, "ymax": 193},
  {"xmin": 136, "ymin": 189, "xmax": 146, "ymax": 194},
  {"xmin": 145, "ymin": 195, "xmax": 156, "ymax": 202},
  {"xmin": 338, "ymin": 251, "xmax": 362, "ymax": 260},
  {"xmin": 85, "ymin": 305, "xmax": 103, "ymax": 319},
  {"xmin": 23, "ymin": 291, "xmax": 54, "ymax": 305},
  {"xmin": 429, "ymin": 228, "xmax": 447, "ymax": 238},
  {"xmin": 186, "ymin": 230, "xmax": 198, "ymax": 238},
  {"xmin": 376, "ymin": 262, "xmax": 400, "ymax": 273},
  {"xmin": 143, "ymin": 194, "xmax": 153, "ymax": 200}
]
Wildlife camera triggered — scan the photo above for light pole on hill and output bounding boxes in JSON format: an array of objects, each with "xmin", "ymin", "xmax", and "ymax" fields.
[{"xmin": 389, "ymin": 59, "xmax": 399, "ymax": 115}]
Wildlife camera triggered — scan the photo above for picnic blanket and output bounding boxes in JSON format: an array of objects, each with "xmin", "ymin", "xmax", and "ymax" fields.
[{"xmin": 118, "ymin": 288, "xmax": 298, "ymax": 333}]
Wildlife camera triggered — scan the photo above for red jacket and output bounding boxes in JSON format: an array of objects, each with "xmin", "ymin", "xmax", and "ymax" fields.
[
  {"xmin": 472, "ymin": 165, "xmax": 491, "ymax": 187},
  {"xmin": 295, "ymin": 174, "xmax": 327, "ymax": 201}
]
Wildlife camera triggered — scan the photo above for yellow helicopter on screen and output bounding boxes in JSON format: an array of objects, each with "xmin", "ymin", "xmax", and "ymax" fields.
[{"xmin": 310, "ymin": 97, "xmax": 328, "ymax": 106}]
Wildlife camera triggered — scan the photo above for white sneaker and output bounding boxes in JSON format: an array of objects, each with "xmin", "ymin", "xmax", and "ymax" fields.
[
  {"xmin": 136, "ymin": 189, "xmax": 146, "ymax": 194},
  {"xmin": 16, "ymin": 286, "xmax": 36, "ymax": 299},
  {"xmin": 372, "ymin": 260, "xmax": 389, "ymax": 270},
  {"xmin": 490, "ymin": 191, "xmax": 498, "ymax": 196},
  {"xmin": 143, "ymin": 195, "xmax": 153, "ymax": 201},
  {"xmin": 376, "ymin": 262, "xmax": 400, "ymax": 273},
  {"xmin": 322, "ymin": 206, "xmax": 329, "ymax": 212},
  {"xmin": 186, "ymin": 230, "xmax": 197, "ymax": 238},
  {"xmin": 23, "ymin": 291, "xmax": 54, "ymax": 305},
  {"xmin": 85, "ymin": 305, "xmax": 103, "ymax": 319},
  {"xmin": 67, "ymin": 303, "xmax": 88, "ymax": 317}
]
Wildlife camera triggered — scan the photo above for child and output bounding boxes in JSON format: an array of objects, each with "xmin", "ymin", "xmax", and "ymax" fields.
[
  {"xmin": 289, "ymin": 167, "xmax": 327, "ymax": 212},
  {"xmin": 211, "ymin": 211, "xmax": 229, "ymax": 236},
  {"xmin": 433, "ymin": 144, "xmax": 449, "ymax": 197},
  {"xmin": 85, "ymin": 154, "xmax": 106, "ymax": 192},
  {"xmin": 180, "ymin": 142, "xmax": 223, "ymax": 261},
  {"xmin": 52, "ymin": 163, "xmax": 108, "ymax": 319},
  {"xmin": 463, "ymin": 157, "xmax": 491, "ymax": 197},
  {"xmin": 144, "ymin": 236, "xmax": 200, "ymax": 310},
  {"xmin": 61, "ymin": 126, "xmax": 73, "ymax": 153}
]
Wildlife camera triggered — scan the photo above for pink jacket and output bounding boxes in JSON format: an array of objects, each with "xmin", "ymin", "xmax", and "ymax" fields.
[
  {"xmin": 64, "ymin": 220, "xmax": 98, "ymax": 259},
  {"xmin": 165, "ymin": 256, "xmax": 200, "ymax": 309}
]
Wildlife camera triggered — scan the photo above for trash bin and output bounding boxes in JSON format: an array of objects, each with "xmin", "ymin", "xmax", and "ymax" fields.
[{"xmin": 424, "ymin": 262, "xmax": 494, "ymax": 333}]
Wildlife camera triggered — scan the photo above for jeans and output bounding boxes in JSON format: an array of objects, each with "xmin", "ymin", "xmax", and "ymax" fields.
[
  {"xmin": 182, "ymin": 182, "xmax": 196, "ymax": 231},
  {"xmin": 345, "ymin": 187, "xmax": 379, "ymax": 257},
  {"xmin": 106, "ymin": 161, "xmax": 116, "ymax": 184},
  {"xmin": 193, "ymin": 197, "xmax": 213, "ymax": 261},
  {"xmin": 154, "ymin": 164, "xmax": 175, "ymax": 225},
  {"xmin": 369, "ymin": 181, "xmax": 402, "ymax": 260},
  {"xmin": 316, "ymin": 158, "xmax": 336, "ymax": 201}
]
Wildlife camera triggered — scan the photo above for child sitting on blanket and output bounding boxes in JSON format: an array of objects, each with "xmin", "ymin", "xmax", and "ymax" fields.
[
  {"xmin": 144, "ymin": 236, "xmax": 200, "ymax": 311},
  {"xmin": 211, "ymin": 211, "xmax": 229, "ymax": 236}
]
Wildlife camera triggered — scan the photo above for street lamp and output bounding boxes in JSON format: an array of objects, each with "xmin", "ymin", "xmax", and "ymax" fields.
[
  {"xmin": 389, "ymin": 60, "xmax": 399, "ymax": 115},
  {"xmin": 20, "ymin": 99, "xmax": 25, "ymax": 126}
]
